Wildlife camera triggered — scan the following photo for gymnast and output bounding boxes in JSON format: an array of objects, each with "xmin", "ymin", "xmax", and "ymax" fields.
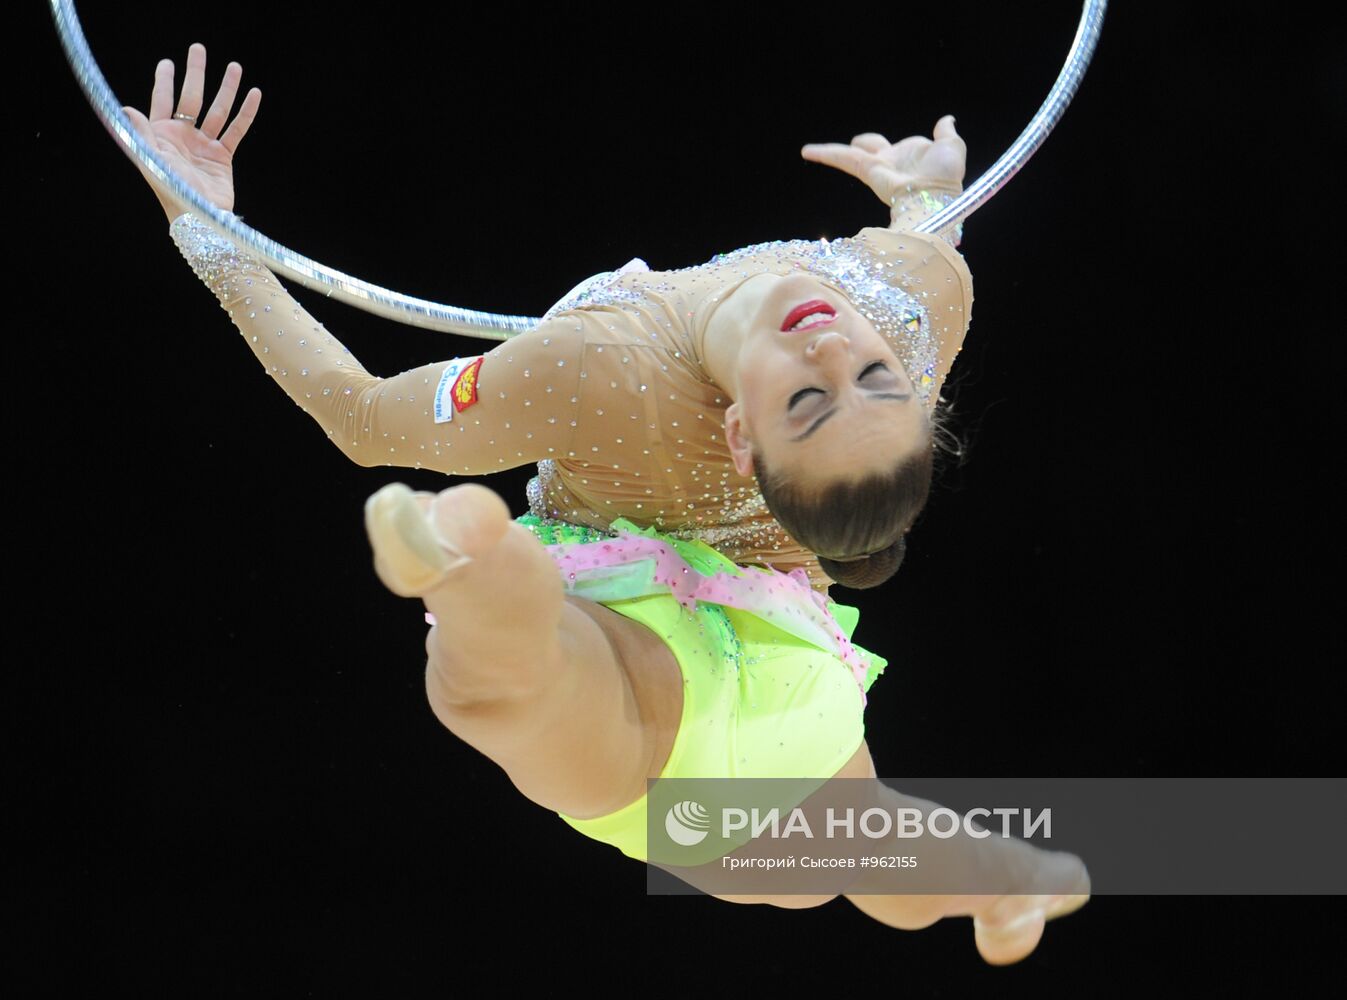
[{"xmin": 120, "ymin": 43, "xmax": 1090, "ymax": 965}]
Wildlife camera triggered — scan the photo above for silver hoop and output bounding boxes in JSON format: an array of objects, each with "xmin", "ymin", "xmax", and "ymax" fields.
[
  {"xmin": 50, "ymin": 0, "xmax": 1107, "ymax": 342},
  {"xmin": 172, "ymin": 112, "xmax": 197, "ymax": 122}
]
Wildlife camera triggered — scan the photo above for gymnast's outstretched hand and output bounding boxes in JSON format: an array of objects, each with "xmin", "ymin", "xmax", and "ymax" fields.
[
  {"xmin": 121, "ymin": 42, "xmax": 263, "ymax": 223},
  {"xmin": 801, "ymin": 115, "xmax": 966, "ymax": 207}
]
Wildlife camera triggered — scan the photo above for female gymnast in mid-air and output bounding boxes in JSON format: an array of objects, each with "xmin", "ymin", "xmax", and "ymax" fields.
[{"xmin": 120, "ymin": 43, "xmax": 1090, "ymax": 965}]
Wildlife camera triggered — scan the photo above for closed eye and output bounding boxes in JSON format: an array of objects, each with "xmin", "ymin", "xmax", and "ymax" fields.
[
  {"xmin": 788, "ymin": 362, "xmax": 892, "ymax": 412},
  {"xmin": 788, "ymin": 387, "xmax": 824, "ymax": 411}
]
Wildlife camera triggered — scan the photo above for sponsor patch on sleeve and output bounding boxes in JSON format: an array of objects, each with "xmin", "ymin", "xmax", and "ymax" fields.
[
  {"xmin": 451, "ymin": 357, "xmax": 484, "ymax": 413},
  {"xmin": 433, "ymin": 356, "xmax": 483, "ymax": 424}
]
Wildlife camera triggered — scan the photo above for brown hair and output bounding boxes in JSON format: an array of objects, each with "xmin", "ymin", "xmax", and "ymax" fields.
[{"xmin": 754, "ymin": 434, "xmax": 935, "ymax": 590}]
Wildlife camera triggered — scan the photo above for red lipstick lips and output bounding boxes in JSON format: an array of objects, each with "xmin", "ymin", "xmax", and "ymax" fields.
[{"xmin": 780, "ymin": 299, "xmax": 837, "ymax": 332}]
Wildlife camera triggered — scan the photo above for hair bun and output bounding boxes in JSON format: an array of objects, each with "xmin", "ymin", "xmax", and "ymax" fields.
[{"xmin": 818, "ymin": 537, "xmax": 907, "ymax": 590}]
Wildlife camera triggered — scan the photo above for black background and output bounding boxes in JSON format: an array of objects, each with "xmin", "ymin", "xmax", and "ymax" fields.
[{"xmin": 22, "ymin": 0, "xmax": 1345, "ymax": 993}]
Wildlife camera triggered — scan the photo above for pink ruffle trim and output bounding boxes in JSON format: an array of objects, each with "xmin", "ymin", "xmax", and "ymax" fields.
[{"xmin": 427, "ymin": 531, "xmax": 874, "ymax": 704}]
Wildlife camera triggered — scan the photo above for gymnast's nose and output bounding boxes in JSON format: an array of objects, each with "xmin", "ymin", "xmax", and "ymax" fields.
[{"xmin": 805, "ymin": 330, "xmax": 851, "ymax": 373}]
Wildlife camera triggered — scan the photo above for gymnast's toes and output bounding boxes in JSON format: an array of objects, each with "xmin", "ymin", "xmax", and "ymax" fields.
[
  {"xmin": 365, "ymin": 483, "xmax": 467, "ymax": 597},
  {"xmin": 425, "ymin": 482, "xmax": 512, "ymax": 561},
  {"xmin": 973, "ymin": 904, "xmax": 1047, "ymax": 966}
]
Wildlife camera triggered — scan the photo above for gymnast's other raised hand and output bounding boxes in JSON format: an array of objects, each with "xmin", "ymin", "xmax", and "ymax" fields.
[
  {"xmin": 122, "ymin": 42, "xmax": 262, "ymax": 223},
  {"xmin": 801, "ymin": 115, "xmax": 967, "ymax": 208}
]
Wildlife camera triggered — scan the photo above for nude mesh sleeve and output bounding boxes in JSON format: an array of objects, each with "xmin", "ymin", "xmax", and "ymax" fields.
[{"xmin": 168, "ymin": 212, "xmax": 585, "ymax": 476}]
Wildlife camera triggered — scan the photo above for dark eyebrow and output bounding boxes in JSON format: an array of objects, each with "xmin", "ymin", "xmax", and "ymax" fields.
[
  {"xmin": 788, "ymin": 392, "xmax": 912, "ymax": 443},
  {"xmin": 791, "ymin": 409, "xmax": 837, "ymax": 442}
]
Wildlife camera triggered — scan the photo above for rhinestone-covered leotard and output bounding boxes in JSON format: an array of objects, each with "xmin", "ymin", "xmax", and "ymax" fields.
[{"xmin": 170, "ymin": 201, "xmax": 973, "ymax": 587}]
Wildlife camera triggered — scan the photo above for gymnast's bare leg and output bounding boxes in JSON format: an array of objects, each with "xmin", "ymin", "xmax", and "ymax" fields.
[
  {"xmin": 364, "ymin": 481, "xmax": 675, "ymax": 824},
  {"xmin": 364, "ymin": 482, "xmax": 1089, "ymax": 965}
]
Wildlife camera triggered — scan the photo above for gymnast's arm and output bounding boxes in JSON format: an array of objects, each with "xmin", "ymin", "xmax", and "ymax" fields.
[
  {"xmin": 122, "ymin": 44, "xmax": 581, "ymax": 478},
  {"xmin": 167, "ymin": 212, "xmax": 586, "ymax": 476}
]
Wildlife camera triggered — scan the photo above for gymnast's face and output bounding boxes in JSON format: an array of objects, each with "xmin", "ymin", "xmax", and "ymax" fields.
[{"xmin": 722, "ymin": 273, "xmax": 928, "ymax": 485}]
